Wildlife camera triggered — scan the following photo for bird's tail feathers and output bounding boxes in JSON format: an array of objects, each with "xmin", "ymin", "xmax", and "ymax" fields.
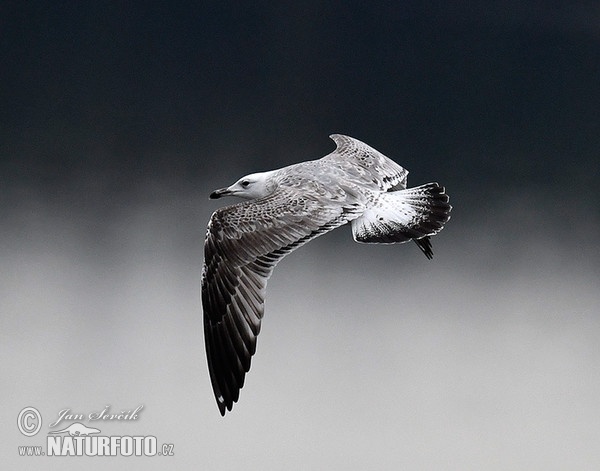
[{"xmin": 351, "ymin": 183, "xmax": 451, "ymax": 258}]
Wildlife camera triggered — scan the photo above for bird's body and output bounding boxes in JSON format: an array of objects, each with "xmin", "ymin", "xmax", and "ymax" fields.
[{"xmin": 202, "ymin": 134, "xmax": 451, "ymax": 415}]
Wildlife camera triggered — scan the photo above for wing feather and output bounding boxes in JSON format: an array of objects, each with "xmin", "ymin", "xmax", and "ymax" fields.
[
  {"xmin": 324, "ymin": 134, "xmax": 409, "ymax": 191},
  {"xmin": 202, "ymin": 186, "xmax": 354, "ymax": 415}
]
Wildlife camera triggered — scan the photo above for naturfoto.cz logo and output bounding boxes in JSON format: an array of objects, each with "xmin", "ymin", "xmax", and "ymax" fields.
[{"xmin": 17, "ymin": 406, "xmax": 174, "ymax": 458}]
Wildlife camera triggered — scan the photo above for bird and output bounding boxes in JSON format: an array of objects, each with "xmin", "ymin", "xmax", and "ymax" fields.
[{"xmin": 202, "ymin": 134, "xmax": 451, "ymax": 415}]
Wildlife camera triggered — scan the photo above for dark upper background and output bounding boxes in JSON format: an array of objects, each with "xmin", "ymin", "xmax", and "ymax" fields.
[{"xmin": 2, "ymin": 1, "xmax": 598, "ymax": 213}]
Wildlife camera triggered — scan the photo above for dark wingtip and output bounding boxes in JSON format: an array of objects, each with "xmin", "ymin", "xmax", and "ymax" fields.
[{"xmin": 414, "ymin": 236, "xmax": 434, "ymax": 260}]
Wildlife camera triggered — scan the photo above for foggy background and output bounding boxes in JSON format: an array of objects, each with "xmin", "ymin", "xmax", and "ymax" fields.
[{"xmin": 2, "ymin": 2, "xmax": 599, "ymax": 469}]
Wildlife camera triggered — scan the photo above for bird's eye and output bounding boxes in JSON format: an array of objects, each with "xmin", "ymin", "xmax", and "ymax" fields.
[{"xmin": 241, "ymin": 180, "xmax": 250, "ymax": 187}]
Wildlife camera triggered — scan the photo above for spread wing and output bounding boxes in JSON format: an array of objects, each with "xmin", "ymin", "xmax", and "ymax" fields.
[
  {"xmin": 324, "ymin": 134, "xmax": 409, "ymax": 191},
  {"xmin": 202, "ymin": 186, "xmax": 355, "ymax": 415}
]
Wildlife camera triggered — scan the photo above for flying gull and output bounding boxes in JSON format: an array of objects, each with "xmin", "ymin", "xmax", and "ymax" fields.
[{"xmin": 202, "ymin": 134, "xmax": 451, "ymax": 415}]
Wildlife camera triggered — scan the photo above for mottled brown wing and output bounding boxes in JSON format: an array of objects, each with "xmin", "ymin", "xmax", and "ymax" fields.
[
  {"xmin": 202, "ymin": 187, "xmax": 353, "ymax": 415},
  {"xmin": 324, "ymin": 134, "xmax": 409, "ymax": 191}
]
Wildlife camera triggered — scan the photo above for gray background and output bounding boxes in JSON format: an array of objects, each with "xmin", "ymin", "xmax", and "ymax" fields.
[{"xmin": 3, "ymin": 2, "xmax": 599, "ymax": 469}]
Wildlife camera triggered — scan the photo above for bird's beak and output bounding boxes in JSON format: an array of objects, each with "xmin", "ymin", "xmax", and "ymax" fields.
[{"xmin": 209, "ymin": 187, "xmax": 233, "ymax": 199}]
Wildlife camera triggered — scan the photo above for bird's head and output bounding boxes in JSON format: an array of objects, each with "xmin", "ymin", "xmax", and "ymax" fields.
[{"xmin": 209, "ymin": 171, "xmax": 275, "ymax": 200}]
